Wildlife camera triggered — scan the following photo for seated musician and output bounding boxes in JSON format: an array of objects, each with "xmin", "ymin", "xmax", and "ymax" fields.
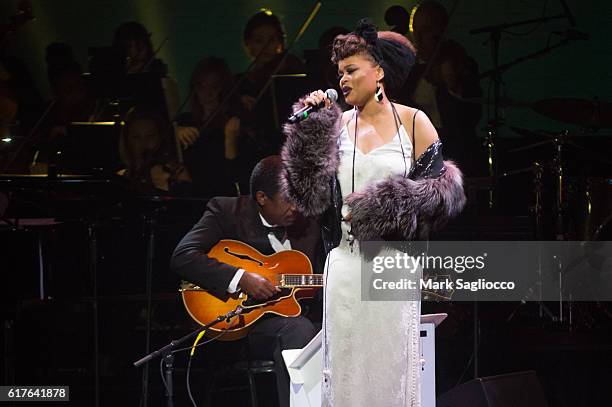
[
  {"xmin": 112, "ymin": 21, "xmax": 180, "ymax": 120},
  {"xmin": 118, "ymin": 106, "xmax": 192, "ymax": 195},
  {"xmin": 170, "ymin": 155, "xmax": 322, "ymax": 407},
  {"xmin": 175, "ymin": 57, "xmax": 243, "ymax": 197}
]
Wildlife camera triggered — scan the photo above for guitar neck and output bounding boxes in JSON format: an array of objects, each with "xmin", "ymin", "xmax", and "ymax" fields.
[{"xmin": 278, "ymin": 274, "xmax": 323, "ymax": 288}]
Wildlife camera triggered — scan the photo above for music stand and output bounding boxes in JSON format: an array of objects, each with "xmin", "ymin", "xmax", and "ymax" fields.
[
  {"xmin": 87, "ymin": 46, "xmax": 169, "ymax": 120},
  {"xmin": 270, "ymin": 74, "xmax": 311, "ymax": 130},
  {"xmin": 57, "ymin": 122, "xmax": 122, "ymax": 175}
]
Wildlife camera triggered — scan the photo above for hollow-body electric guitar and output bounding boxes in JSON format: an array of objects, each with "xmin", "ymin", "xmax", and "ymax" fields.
[{"xmin": 180, "ymin": 239, "xmax": 322, "ymax": 341}]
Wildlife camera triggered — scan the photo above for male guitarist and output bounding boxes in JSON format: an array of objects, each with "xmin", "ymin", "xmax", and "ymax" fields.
[{"xmin": 171, "ymin": 155, "xmax": 322, "ymax": 407}]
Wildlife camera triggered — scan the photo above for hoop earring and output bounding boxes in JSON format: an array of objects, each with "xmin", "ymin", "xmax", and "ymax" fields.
[{"xmin": 374, "ymin": 83, "xmax": 383, "ymax": 102}]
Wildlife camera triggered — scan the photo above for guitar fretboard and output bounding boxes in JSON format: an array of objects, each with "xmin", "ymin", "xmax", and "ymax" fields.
[{"xmin": 279, "ymin": 274, "xmax": 324, "ymax": 287}]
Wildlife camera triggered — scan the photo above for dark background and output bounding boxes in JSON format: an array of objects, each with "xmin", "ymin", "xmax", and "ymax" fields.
[
  {"xmin": 1, "ymin": 0, "xmax": 611, "ymax": 406},
  {"xmin": 2, "ymin": 0, "xmax": 610, "ymax": 137}
]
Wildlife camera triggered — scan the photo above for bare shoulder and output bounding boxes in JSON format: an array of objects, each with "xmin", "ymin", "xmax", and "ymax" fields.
[
  {"xmin": 394, "ymin": 103, "xmax": 439, "ymax": 158},
  {"xmin": 391, "ymin": 103, "xmax": 412, "ymax": 113},
  {"xmin": 392, "ymin": 103, "xmax": 418, "ymax": 121}
]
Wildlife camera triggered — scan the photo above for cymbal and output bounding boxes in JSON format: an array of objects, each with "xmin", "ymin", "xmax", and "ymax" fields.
[
  {"xmin": 532, "ymin": 98, "xmax": 612, "ymax": 128},
  {"xmin": 458, "ymin": 96, "xmax": 529, "ymax": 108},
  {"xmin": 508, "ymin": 126, "xmax": 587, "ymax": 139},
  {"xmin": 507, "ymin": 129, "xmax": 586, "ymax": 153},
  {"xmin": 509, "ymin": 126, "xmax": 552, "ymax": 138}
]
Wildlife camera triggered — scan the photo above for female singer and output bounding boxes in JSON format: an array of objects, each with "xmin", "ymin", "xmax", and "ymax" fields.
[{"xmin": 281, "ymin": 20, "xmax": 466, "ymax": 406}]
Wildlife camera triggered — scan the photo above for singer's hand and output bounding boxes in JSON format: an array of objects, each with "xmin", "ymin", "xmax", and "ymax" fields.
[{"xmin": 304, "ymin": 90, "xmax": 332, "ymax": 109}]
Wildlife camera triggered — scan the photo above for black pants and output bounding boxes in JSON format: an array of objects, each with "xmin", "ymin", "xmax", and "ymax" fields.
[{"xmin": 248, "ymin": 316, "xmax": 317, "ymax": 407}]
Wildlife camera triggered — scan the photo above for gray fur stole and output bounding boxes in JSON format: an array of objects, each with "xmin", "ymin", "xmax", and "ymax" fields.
[
  {"xmin": 281, "ymin": 98, "xmax": 466, "ymax": 241},
  {"xmin": 346, "ymin": 160, "xmax": 466, "ymax": 241},
  {"xmin": 280, "ymin": 99, "xmax": 343, "ymax": 217}
]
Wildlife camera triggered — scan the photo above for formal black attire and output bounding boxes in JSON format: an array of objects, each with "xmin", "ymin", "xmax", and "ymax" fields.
[
  {"xmin": 170, "ymin": 195, "xmax": 322, "ymax": 407},
  {"xmin": 175, "ymin": 112, "xmax": 238, "ymax": 198}
]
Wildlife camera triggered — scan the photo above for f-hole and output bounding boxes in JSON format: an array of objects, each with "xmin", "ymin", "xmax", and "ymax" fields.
[{"xmin": 224, "ymin": 247, "xmax": 263, "ymax": 266}]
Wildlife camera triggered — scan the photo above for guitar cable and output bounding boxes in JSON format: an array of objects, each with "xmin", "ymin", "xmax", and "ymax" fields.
[{"xmin": 158, "ymin": 329, "xmax": 227, "ymax": 407}]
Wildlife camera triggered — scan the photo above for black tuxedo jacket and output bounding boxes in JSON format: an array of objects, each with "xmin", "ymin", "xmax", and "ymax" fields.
[{"xmin": 171, "ymin": 196, "xmax": 322, "ymax": 298}]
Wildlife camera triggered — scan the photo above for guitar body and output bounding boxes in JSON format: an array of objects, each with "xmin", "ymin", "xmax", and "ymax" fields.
[{"xmin": 181, "ymin": 239, "xmax": 315, "ymax": 341}]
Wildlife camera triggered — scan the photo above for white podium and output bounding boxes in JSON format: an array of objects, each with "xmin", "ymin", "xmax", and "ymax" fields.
[
  {"xmin": 419, "ymin": 313, "xmax": 447, "ymax": 407},
  {"xmin": 282, "ymin": 313, "xmax": 447, "ymax": 407}
]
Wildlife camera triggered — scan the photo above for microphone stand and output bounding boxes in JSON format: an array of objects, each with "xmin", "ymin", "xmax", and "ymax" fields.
[
  {"xmin": 469, "ymin": 10, "xmax": 575, "ymax": 209},
  {"xmin": 133, "ymin": 306, "xmax": 244, "ymax": 407}
]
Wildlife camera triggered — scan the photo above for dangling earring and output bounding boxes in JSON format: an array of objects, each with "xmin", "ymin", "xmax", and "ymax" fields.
[{"xmin": 374, "ymin": 82, "xmax": 383, "ymax": 102}]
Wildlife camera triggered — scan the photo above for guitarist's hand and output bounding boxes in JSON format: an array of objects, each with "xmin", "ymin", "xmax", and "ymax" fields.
[{"xmin": 239, "ymin": 272, "xmax": 280, "ymax": 300}]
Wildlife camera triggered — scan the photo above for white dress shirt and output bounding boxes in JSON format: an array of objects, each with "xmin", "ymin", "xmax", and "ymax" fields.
[{"xmin": 226, "ymin": 213, "xmax": 292, "ymax": 293}]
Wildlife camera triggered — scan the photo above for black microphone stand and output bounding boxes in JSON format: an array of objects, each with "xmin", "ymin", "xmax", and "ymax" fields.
[
  {"xmin": 469, "ymin": 9, "xmax": 576, "ymax": 210},
  {"xmin": 133, "ymin": 306, "xmax": 244, "ymax": 407},
  {"xmin": 139, "ymin": 205, "xmax": 163, "ymax": 407}
]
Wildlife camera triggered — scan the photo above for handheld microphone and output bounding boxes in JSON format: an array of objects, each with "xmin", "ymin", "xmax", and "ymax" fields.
[{"xmin": 288, "ymin": 89, "xmax": 338, "ymax": 124}]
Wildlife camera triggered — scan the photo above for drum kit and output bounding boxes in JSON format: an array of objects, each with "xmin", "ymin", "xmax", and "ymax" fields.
[
  {"xmin": 462, "ymin": 96, "xmax": 612, "ymax": 332},
  {"xmin": 495, "ymin": 96, "xmax": 612, "ymax": 241},
  {"xmin": 461, "ymin": 95, "xmax": 612, "ymax": 331},
  {"xmin": 466, "ymin": 1, "xmax": 611, "ymax": 242}
]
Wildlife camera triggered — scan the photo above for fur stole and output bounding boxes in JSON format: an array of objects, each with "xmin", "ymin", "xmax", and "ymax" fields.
[
  {"xmin": 346, "ymin": 160, "xmax": 466, "ymax": 241},
  {"xmin": 280, "ymin": 95, "xmax": 466, "ymax": 241},
  {"xmin": 280, "ymin": 99, "xmax": 343, "ymax": 217}
]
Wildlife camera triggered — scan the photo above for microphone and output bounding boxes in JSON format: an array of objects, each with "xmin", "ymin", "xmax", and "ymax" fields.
[
  {"xmin": 288, "ymin": 89, "xmax": 338, "ymax": 124},
  {"xmin": 553, "ymin": 28, "xmax": 589, "ymax": 41}
]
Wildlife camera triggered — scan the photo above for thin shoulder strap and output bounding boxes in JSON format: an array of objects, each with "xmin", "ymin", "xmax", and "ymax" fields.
[
  {"xmin": 391, "ymin": 104, "xmax": 409, "ymax": 141},
  {"xmin": 390, "ymin": 102, "xmax": 409, "ymax": 178},
  {"xmin": 344, "ymin": 108, "xmax": 357, "ymax": 136},
  {"xmin": 411, "ymin": 109, "xmax": 419, "ymax": 162},
  {"xmin": 391, "ymin": 104, "xmax": 405, "ymax": 129}
]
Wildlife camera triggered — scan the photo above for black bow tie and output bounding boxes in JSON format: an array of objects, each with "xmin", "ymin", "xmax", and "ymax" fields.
[{"xmin": 265, "ymin": 226, "xmax": 287, "ymax": 243}]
